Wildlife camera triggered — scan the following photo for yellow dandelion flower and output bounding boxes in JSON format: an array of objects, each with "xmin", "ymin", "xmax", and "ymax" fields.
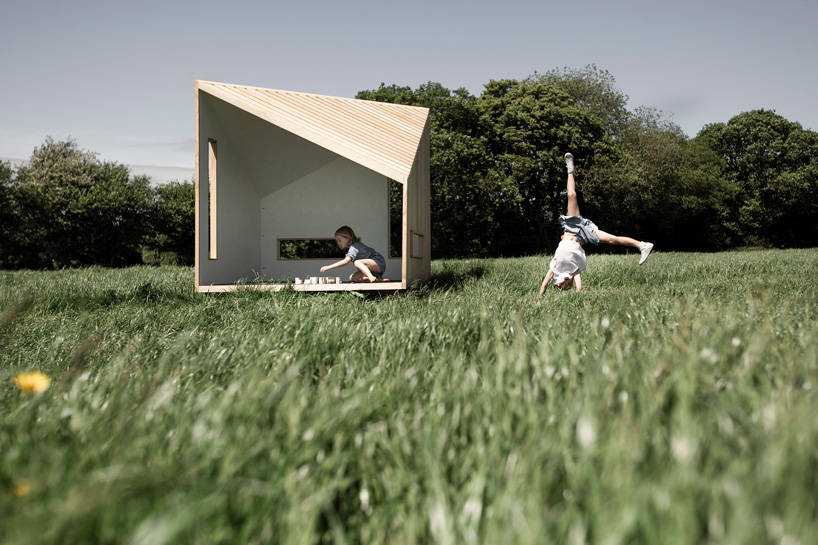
[
  {"xmin": 13, "ymin": 371, "xmax": 51, "ymax": 394},
  {"xmin": 11, "ymin": 481, "xmax": 31, "ymax": 497}
]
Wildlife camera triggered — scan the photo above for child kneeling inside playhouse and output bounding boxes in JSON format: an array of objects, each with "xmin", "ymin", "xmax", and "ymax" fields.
[{"xmin": 320, "ymin": 226, "xmax": 389, "ymax": 282}]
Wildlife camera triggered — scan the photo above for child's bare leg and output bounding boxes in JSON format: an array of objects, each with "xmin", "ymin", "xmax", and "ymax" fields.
[
  {"xmin": 595, "ymin": 229, "xmax": 641, "ymax": 248},
  {"xmin": 565, "ymin": 153, "xmax": 580, "ymax": 217},
  {"xmin": 597, "ymin": 229, "xmax": 655, "ymax": 265},
  {"xmin": 353, "ymin": 259, "xmax": 381, "ymax": 282},
  {"xmin": 566, "ymin": 172, "xmax": 581, "ymax": 217}
]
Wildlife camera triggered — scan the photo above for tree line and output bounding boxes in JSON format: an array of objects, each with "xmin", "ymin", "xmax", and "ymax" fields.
[
  {"xmin": 2, "ymin": 66, "xmax": 817, "ymax": 269},
  {"xmin": 0, "ymin": 137, "xmax": 193, "ymax": 269},
  {"xmin": 359, "ymin": 66, "xmax": 818, "ymax": 257}
]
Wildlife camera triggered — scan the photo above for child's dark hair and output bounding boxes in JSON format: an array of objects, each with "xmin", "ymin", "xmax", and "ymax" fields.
[{"xmin": 334, "ymin": 226, "xmax": 360, "ymax": 243}]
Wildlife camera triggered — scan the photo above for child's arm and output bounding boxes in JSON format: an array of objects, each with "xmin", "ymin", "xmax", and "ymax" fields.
[
  {"xmin": 574, "ymin": 273, "xmax": 582, "ymax": 292},
  {"xmin": 539, "ymin": 269, "xmax": 554, "ymax": 297},
  {"xmin": 320, "ymin": 257, "xmax": 351, "ymax": 273}
]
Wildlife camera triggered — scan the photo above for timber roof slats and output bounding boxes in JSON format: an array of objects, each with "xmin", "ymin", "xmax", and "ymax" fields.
[
  {"xmin": 219, "ymin": 84, "xmax": 412, "ymax": 179},
  {"xmin": 263, "ymin": 89, "xmax": 421, "ymax": 173},
  {"xmin": 262, "ymin": 91, "xmax": 417, "ymax": 171},
  {"xmin": 198, "ymin": 81, "xmax": 429, "ymax": 182}
]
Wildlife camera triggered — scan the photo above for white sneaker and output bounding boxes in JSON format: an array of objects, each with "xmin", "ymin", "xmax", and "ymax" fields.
[
  {"xmin": 638, "ymin": 242, "xmax": 654, "ymax": 265},
  {"xmin": 564, "ymin": 153, "xmax": 575, "ymax": 174}
]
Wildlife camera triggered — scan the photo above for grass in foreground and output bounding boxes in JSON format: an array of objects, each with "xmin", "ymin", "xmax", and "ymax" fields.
[{"xmin": 1, "ymin": 249, "xmax": 817, "ymax": 544}]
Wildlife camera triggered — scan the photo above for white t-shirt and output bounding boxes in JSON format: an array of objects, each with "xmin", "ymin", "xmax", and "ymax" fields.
[{"xmin": 549, "ymin": 238, "xmax": 587, "ymax": 285}]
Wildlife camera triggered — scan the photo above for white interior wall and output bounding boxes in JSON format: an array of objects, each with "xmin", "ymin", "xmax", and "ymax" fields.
[
  {"xmin": 260, "ymin": 158, "xmax": 400, "ymax": 281},
  {"xmin": 198, "ymin": 95, "xmax": 261, "ymax": 285}
]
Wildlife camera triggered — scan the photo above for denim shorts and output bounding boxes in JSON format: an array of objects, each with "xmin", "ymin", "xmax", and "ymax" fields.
[
  {"xmin": 370, "ymin": 254, "xmax": 386, "ymax": 278},
  {"xmin": 559, "ymin": 215, "xmax": 600, "ymax": 245}
]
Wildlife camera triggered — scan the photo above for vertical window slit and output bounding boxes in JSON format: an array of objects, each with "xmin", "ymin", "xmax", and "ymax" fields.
[{"xmin": 208, "ymin": 139, "xmax": 218, "ymax": 259}]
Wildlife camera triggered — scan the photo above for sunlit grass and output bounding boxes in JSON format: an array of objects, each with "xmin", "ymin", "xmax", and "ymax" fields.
[{"xmin": 2, "ymin": 250, "xmax": 817, "ymax": 544}]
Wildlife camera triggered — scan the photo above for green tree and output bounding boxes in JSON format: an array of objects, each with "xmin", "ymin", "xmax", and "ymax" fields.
[
  {"xmin": 12, "ymin": 137, "xmax": 100, "ymax": 267},
  {"xmin": 429, "ymin": 130, "xmax": 507, "ymax": 257},
  {"xmin": 477, "ymin": 79, "xmax": 609, "ymax": 255},
  {"xmin": 359, "ymin": 77, "xmax": 818, "ymax": 255},
  {"xmin": 358, "ymin": 83, "xmax": 507, "ymax": 257},
  {"xmin": 696, "ymin": 110, "xmax": 818, "ymax": 247},
  {"xmin": 68, "ymin": 164, "xmax": 153, "ymax": 266},
  {"xmin": 532, "ymin": 64, "xmax": 631, "ymax": 140},
  {"xmin": 583, "ymin": 134, "xmax": 737, "ymax": 252},
  {"xmin": 10, "ymin": 137, "xmax": 153, "ymax": 268},
  {"xmin": 579, "ymin": 106, "xmax": 739, "ymax": 251},
  {"xmin": 0, "ymin": 160, "xmax": 25, "ymax": 268},
  {"xmin": 149, "ymin": 180, "xmax": 195, "ymax": 265}
]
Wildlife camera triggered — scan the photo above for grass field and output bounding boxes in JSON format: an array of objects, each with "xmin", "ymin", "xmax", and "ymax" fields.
[{"xmin": 2, "ymin": 249, "xmax": 817, "ymax": 545}]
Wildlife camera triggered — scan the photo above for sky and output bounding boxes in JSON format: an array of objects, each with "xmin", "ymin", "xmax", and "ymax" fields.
[{"xmin": 2, "ymin": 0, "xmax": 817, "ymax": 185}]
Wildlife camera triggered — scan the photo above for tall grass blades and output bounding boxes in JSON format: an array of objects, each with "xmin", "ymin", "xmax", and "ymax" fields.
[{"xmin": 1, "ymin": 250, "xmax": 817, "ymax": 544}]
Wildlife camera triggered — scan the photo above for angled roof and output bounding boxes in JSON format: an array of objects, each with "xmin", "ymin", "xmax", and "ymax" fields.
[{"xmin": 196, "ymin": 80, "xmax": 430, "ymax": 183}]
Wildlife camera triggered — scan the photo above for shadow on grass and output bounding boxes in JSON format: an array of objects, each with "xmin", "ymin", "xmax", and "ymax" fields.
[
  {"xmin": 412, "ymin": 265, "xmax": 487, "ymax": 293},
  {"xmin": 334, "ymin": 266, "xmax": 488, "ymax": 300},
  {"xmin": 36, "ymin": 281, "xmax": 196, "ymax": 312}
]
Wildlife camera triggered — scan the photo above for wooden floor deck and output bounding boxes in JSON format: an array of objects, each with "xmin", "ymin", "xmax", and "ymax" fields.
[{"xmin": 197, "ymin": 281, "xmax": 404, "ymax": 293}]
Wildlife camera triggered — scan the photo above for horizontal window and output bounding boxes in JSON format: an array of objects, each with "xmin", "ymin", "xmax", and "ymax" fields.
[{"xmin": 278, "ymin": 238, "xmax": 344, "ymax": 260}]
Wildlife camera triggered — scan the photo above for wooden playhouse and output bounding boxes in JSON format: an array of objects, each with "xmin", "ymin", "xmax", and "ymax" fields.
[{"xmin": 194, "ymin": 80, "xmax": 431, "ymax": 292}]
